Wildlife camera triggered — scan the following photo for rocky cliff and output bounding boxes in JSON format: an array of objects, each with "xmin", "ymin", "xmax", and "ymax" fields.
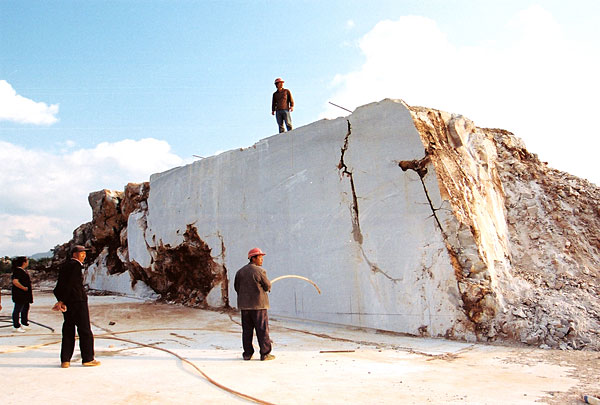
[{"xmin": 51, "ymin": 99, "xmax": 600, "ymax": 350}]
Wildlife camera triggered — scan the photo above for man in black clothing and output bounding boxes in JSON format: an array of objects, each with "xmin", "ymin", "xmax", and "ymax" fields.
[
  {"xmin": 11, "ymin": 256, "xmax": 33, "ymax": 332},
  {"xmin": 53, "ymin": 245, "xmax": 100, "ymax": 368},
  {"xmin": 234, "ymin": 247, "xmax": 275, "ymax": 361}
]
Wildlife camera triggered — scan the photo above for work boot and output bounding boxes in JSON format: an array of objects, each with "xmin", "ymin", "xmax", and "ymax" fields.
[
  {"xmin": 82, "ymin": 359, "xmax": 101, "ymax": 367},
  {"xmin": 13, "ymin": 326, "xmax": 26, "ymax": 333},
  {"xmin": 61, "ymin": 362, "xmax": 70, "ymax": 368},
  {"xmin": 260, "ymin": 354, "xmax": 275, "ymax": 361}
]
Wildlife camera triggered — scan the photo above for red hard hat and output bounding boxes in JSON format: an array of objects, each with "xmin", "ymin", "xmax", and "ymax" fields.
[
  {"xmin": 248, "ymin": 247, "xmax": 266, "ymax": 259},
  {"xmin": 274, "ymin": 77, "xmax": 284, "ymax": 84}
]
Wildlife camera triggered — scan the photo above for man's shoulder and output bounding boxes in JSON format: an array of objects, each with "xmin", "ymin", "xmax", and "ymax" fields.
[
  {"xmin": 236, "ymin": 263, "xmax": 251, "ymax": 273},
  {"xmin": 237, "ymin": 263, "xmax": 264, "ymax": 274},
  {"xmin": 249, "ymin": 264, "xmax": 267, "ymax": 275},
  {"xmin": 12, "ymin": 267, "xmax": 25, "ymax": 277},
  {"xmin": 62, "ymin": 259, "xmax": 81, "ymax": 270}
]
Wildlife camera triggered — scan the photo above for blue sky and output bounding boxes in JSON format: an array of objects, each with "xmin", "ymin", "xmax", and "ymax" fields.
[{"xmin": 1, "ymin": 0, "xmax": 599, "ymax": 256}]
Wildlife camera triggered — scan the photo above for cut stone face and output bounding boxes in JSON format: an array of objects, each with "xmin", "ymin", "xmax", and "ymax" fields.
[{"xmin": 61, "ymin": 98, "xmax": 600, "ymax": 350}]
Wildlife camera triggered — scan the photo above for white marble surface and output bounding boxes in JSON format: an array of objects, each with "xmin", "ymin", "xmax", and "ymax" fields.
[
  {"xmin": 85, "ymin": 247, "xmax": 157, "ymax": 299},
  {"xmin": 138, "ymin": 99, "xmax": 467, "ymax": 336}
]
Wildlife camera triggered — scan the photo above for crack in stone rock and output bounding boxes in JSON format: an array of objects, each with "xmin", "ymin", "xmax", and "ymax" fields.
[
  {"xmin": 406, "ymin": 110, "xmax": 503, "ymax": 336},
  {"xmin": 398, "ymin": 155, "xmax": 445, "ymax": 235},
  {"xmin": 216, "ymin": 231, "xmax": 229, "ymax": 307},
  {"xmin": 398, "ymin": 154, "xmax": 496, "ymax": 331},
  {"xmin": 337, "ymin": 120, "xmax": 363, "ymax": 245},
  {"xmin": 338, "ymin": 120, "xmax": 400, "ymax": 282}
]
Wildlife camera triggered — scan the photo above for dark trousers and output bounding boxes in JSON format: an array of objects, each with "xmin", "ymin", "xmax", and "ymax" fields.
[
  {"xmin": 275, "ymin": 109, "xmax": 292, "ymax": 133},
  {"xmin": 61, "ymin": 301, "xmax": 95, "ymax": 363},
  {"xmin": 241, "ymin": 309, "xmax": 272, "ymax": 358},
  {"xmin": 12, "ymin": 302, "xmax": 30, "ymax": 328}
]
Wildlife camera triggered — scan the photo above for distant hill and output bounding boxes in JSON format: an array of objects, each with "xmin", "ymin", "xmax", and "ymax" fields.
[{"xmin": 30, "ymin": 250, "xmax": 53, "ymax": 260}]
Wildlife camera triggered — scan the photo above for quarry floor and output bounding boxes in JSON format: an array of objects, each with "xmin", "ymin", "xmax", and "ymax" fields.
[{"xmin": 0, "ymin": 293, "xmax": 598, "ymax": 405}]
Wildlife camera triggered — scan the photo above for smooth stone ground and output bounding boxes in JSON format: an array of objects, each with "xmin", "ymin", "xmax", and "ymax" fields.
[{"xmin": 1, "ymin": 292, "xmax": 596, "ymax": 404}]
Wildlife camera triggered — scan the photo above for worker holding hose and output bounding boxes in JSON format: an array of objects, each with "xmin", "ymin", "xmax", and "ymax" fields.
[{"xmin": 234, "ymin": 248, "xmax": 275, "ymax": 361}]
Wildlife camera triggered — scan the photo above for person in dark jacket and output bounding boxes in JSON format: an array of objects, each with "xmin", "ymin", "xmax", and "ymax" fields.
[
  {"xmin": 234, "ymin": 247, "xmax": 275, "ymax": 361},
  {"xmin": 52, "ymin": 245, "xmax": 100, "ymax": 368},
  {"xmin": 271, "ymin": 77, "xmax": 294, "ymax": 133},
  {"xmin": 11, "ymin": 256, "xmax": 33, "ymax": 333}
]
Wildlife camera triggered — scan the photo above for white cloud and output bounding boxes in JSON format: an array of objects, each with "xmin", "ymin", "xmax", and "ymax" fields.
[
  {"xmin": 0, "ymin": 214, "xmax": 65, "ymax": 257},
  {"xmin": 0, "ymin": 80, "xmax": 59, "ymax": 125},
  {"xmin": 322, "ymin": 6, "xmax": 600, "ymax": 186},
  {"xmin": 346, "ymin": 20, "xmax": 355, "ymax": 29},
  {"xmin": 0, "ymin": 138, "xmax": 184, "ymax": 256}
]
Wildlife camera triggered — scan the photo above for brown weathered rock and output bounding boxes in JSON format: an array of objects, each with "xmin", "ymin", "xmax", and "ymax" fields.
[
  {"xmin": 139, "ymin": 224, "xmax": 228, "ymax": 307},
  {"xmin": 49, "ymin": 183, "xmax": 149, "ymax": 282},
  {"xmin": 49, "ymin": 180, "xmax": 228, "ymax": 308},
  {"xmin": 405, "ymin": 104, "xmax": 600, "ymax": 350},
  {"xmin": 121, "ymin": 182, "xmax": 149, "ymax": 219},
  {"xmin": 89, "ymin": 189, "xmax": 125, "ymax": 246}
]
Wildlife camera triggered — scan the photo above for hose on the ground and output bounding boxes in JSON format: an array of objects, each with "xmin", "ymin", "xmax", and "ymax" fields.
[
  {"xmin": 99, "ymin": 334, "xmax": 276, "ymax": 405},
  {"xmin": 0, "ymin": 327, "xmax": 276, "ymax": 405}
]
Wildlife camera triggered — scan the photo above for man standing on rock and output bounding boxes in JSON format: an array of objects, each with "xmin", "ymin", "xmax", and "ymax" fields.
[
  {"xmin": 234, "ymin": 247, "xmax": 275, "ymax": 361},
  {"xmin": 271, "ymin": 77, "xmax": 294, "ymax": 133},
  {"xmin": 52, "ymin": 245, "xmax": 100, "ymax": 368}
]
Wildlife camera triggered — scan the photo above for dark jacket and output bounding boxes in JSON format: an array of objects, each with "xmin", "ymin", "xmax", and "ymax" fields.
[
  {"xmin": 11, "ymin": 267, "xmax": 33, "ymax": 304},
  {"xmin": 234, "ymin": 263, "xmax": 271, "ymax": 310},
  {"xmin": 53, "ymin": 259, "xmax": 88, "ymax": 304},
  {"xmin": 272, "ymin": 88, "xmax": 294, "ymax": 112}
]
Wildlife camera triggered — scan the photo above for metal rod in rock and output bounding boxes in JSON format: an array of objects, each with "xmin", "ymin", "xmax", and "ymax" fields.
[{"xmin": 328, "ymin": 101, "xmax": 353, "ymax": 113}]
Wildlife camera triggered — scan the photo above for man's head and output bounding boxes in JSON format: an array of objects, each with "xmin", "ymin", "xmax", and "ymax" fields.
[
  {"xmin": 274, "ymin": 77, "xmax": 284, "ymax": 90},
  {"xmin": 12, "ymin": 256, "xmax": 28, "ymax": 269},
  {"xmin": 248, "ymin": 247, "xmax": 266, "ymax": 266},
  {"xmin": 71, "ymin": 245, "xmax": 88, "ymax": 262}
]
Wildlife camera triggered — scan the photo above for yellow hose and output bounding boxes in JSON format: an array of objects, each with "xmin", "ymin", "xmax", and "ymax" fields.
[{"xmin": 270, "ymin": 275, "xmax": 321, "ymax": 294}]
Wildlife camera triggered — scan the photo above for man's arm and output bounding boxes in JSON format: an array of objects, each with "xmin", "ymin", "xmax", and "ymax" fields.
[
  {"xmin": 53, "ymin": 264, "xmax": 74, "ymax": 311},
  {"xmin": 233, "ymin": 272, "xmax": 240, "ymax": 293},
  {"xmin": 259, "ymin": 269, "xmax": 271, "ymax": 292},
  {"xmin": 12, "ymin": 278, "xmax": 28, "ymax": 291},
  {"xmin": 287, "ymin": 89, "xmax": 294, "ymax": 111},
  {"xmin": 53, "ymin": 263, "xmax": 74, "ymax": 303}
]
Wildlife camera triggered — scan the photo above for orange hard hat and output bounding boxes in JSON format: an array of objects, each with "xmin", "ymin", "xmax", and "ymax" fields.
[
  {"xmin": 248, "ymin": 247, "xmax": 266, "ymax": 259},
  {"xmin": 274, "ymin": 77, "xmax": 284, "ymax": 84}
]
